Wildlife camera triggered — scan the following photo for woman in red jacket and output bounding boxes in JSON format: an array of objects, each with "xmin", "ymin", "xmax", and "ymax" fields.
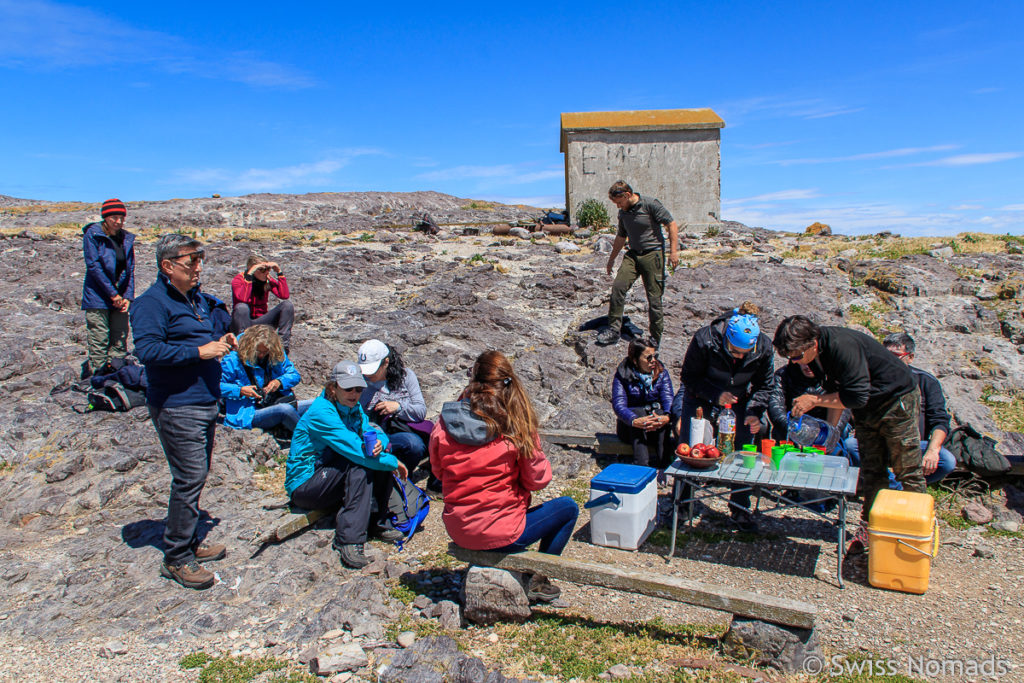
[
  {"xmin": 230, "ymin": 253, "xmax": 294, "ymax": 349},
  {"xmin": 430, "ymin": 350, "xmax": 579, "ymax": 601}
]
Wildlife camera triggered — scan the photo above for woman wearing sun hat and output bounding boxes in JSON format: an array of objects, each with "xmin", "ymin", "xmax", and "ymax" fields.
[
  {"xmin": 674, "ymin": 302, "xmax": 774, "ymax": 531},
  {"xmin": 81, "ymin": 198, "xmax": 135, "ymax": 376}
]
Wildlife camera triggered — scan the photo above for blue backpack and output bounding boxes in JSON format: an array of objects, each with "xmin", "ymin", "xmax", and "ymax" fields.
[{"xmin": 385, "ymin": 475, "xmax": 430, "ymax": 550}]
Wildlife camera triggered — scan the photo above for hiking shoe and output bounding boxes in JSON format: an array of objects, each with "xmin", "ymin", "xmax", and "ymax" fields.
[
  {"xmin": 731, "ymin": 511, "xmax": 759, "ymax": 533},
  {"xmin": 336, "ymin": 543, "xmax": 370, "ymax": 569},
  {"xmin": 426, "ymin": 477, "xmax": 443, "ymax": 500},
  {"xmin": 194, "ymin": 542, "xmax": 226, "ymax": 563},
  {"xmin": 373, "ymin": 524, "xmax": 404, "ymax": 542},
  {"xmin": 596, "ymin": 328, "xmax": 620, "ymax": 346},
  {"xmin": 161, "ymin": 560, "xmax": 215, "ymax": 590},
  {"xmin": 846, "ymin": 523, "xmax": 870, "ymax": 556},
  {"xmin": 527, "ymin": 574, "xmax": 561, "ymax": 603}
]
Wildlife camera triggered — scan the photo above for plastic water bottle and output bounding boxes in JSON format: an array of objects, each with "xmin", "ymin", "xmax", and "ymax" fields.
[
  {"xmin": 786, "ymin": 412, "xmax": 839, "ymax": 453},
  {"xmin": 717, "ymin": 404, "xmax": 736, "ymax": 454}
]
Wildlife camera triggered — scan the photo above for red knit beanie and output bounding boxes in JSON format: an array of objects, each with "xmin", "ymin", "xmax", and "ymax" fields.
[{"xmin": 101, "ymin": 198, "xmax": 127, "ymax": 218}]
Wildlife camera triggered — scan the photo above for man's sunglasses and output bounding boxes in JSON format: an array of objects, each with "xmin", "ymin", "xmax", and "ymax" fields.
[{"xmin": 170, "ymin": 249, "xmax": 205, "ymax": 267}]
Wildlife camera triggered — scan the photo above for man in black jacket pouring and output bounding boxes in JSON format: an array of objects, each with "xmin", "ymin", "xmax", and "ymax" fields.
[{"xmin": 773, "ymin": 315, "xmax": 924, "ymax": 554}]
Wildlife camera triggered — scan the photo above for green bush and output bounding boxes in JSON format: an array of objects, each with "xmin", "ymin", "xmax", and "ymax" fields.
[{"xmin": 575, "ymin": 199, "xmax": 610, "ymax": 228}]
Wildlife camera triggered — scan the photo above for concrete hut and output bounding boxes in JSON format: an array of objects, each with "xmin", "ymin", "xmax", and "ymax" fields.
[{"xmin": 560, "ymin": 108, "xmax": 725, "ymax": 231}]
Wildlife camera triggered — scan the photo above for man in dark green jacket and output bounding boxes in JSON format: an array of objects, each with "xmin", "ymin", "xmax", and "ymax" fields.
[
  {"xmin": 773, "ymin": 315, "xmax": 924, "ymax": 554},
  {"xmin": 597, "ymin": 181, "xmax": 679, "ymax": 347}
]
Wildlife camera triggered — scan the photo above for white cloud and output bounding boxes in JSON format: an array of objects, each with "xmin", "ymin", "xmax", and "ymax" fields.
[
  {"xmin": 725, "ymin": 200, "xmax": 1024, "ymax": 236},
  {"xmin": 909, "ymin": 153, "xmax": 1022, "ymax": 167},
  {"xmin": 950, "ymin": 204, "xmax": 983, "ymax": 211},
  {"xmin": 171, "ymin": 149, "xmax": 383, "ymax": 192},
  {"xmin": 999, "ymin": 204, "xmax": 1024, "ymax": 211},
  {"xmin": 723, "ymin": 189, "xmax": 821, "ymax": 205},
  {"xmin": 0, "ymin": 0, "xmax": 314, "ymax": 88},
  {"xmin": 775, "ymin": 145, "xmax": 959, "ymax": 166},
  {"xmin": 479, "ymin": 194, "xmax": 565, "ymax": 209},
  {"xmin": 417, "ymin": 164, "xmax": 562, "ymax": 185},
  {"xmin": 803, "ymin": 107, "xmax": 865, "ymax": 119}
]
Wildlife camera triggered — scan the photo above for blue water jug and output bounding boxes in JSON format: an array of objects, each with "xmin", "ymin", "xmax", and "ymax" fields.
[{"xmin": 786, "ymin": 412, "xmax": 840, "ymax": 453}]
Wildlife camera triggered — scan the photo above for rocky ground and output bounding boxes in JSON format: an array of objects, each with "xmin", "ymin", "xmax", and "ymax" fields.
[{"xmin": 1, "ymin": 192, "xmax": 1023, "ymax": 681}]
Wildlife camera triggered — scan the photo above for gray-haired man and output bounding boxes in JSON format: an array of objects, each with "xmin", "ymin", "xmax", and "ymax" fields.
[{"xmin": 131, "ymin": 234, "xmax": 237, "ymax": 589}]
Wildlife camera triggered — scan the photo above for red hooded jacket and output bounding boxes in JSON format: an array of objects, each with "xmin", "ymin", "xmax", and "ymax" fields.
[{"xmin": 429, "ymin": 401, "xmax": 551, "ymax": 550}]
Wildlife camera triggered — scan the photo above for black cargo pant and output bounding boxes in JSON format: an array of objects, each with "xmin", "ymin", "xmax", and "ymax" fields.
[
  {"xmin": 852, "ymin": 388, "xmax": 925, "ymax": 523},
  {"xmin": 290, "ymin": 454, "xmax": 392, "ymax": 545},
  {"xmin": 608, "ymin": 248, "xmax": 665, "ymax": 344}
]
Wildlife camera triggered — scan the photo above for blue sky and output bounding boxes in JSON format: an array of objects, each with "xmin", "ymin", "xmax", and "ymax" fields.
[{"xmin": 1, "ymin": 0, "xmax": 1021, "ymax": 235}]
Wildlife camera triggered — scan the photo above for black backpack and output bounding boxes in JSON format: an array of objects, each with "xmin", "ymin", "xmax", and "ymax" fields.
[
  {"xmin": 945, "ymin": 423, "xmax": 1011, "ymax": 477},
  {"xmin": 86, "ymin": 380, "xmax": 147, "ymax": 413}
]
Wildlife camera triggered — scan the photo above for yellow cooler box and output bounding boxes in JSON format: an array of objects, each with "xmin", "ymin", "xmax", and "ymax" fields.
[{"xmin": 867, "ymin": 489, "xmax": 939, "ymax": 594}]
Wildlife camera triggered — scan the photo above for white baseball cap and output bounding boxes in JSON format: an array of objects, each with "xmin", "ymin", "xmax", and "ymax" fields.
[{"xmin": 357, "ymin": 339, "xmax": 389, "ymax": 375}]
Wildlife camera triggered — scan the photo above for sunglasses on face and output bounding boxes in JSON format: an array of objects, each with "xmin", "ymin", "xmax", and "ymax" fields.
[
  {"xmin": 171, "ymin": 249, "xmax": 205, "ymax": 267},
  {"xmin": 340, "ymin": 386, "xmax": 363, "ymax": 393},
  {"xmin": 639, "ymin": 353, "xmax": 658, "ymax": 362},
  {"xmin": 787, "ymin": 347, "xmax": 810, "ymax": 362}
]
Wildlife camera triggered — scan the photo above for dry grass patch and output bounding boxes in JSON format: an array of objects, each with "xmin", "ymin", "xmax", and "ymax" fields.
[{"xmin": 488, "ymin": 615, "xmax": 730, "ymax": 682}]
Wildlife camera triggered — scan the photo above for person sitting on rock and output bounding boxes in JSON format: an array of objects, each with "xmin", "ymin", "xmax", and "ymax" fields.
[
  {"xmin": 81, "ymin": 198, "xmax": 135, "ymax": 377},
  {"xmin": 611, "ymin": 337, "xmax": 675, "ymax": 469},
  {"xmin": 286, "ymin": 361, "xmax": 408, "ymax": 569},
  {"xmin": 357, "ymin": 339, "xmax": 429, "ymax": 474},
  {"xmin": 429, "ymin": 350, "xmax": 579, "ymax": 604},
  {"xmin": 230, "ymin": 253, "xmax": 294, "ymax": 349},
  {"xmin": 219, "ymin": 325, "xmax": 302, "ymax": 433},
  {"xmin": 843, "ymin": 332, "xmax": 956, "ymax": 487}
]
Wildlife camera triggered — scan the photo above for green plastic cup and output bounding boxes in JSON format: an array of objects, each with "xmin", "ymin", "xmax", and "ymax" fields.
[
  {"xmin": 741, "ymin": 444, "xmax": 757, "ymax": 452},
  {"xmin": 742, "ymin": 453, "xmax": 758, "ymax": 468}
]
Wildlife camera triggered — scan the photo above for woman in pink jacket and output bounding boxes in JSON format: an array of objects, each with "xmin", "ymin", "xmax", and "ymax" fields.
[
  {"xmin": 430, "ymin": 350, "xmax": 579, "ymax": 602},
  {"xmin": 230, "ymin": 253, "xmax": 294, "ymax": 349}
]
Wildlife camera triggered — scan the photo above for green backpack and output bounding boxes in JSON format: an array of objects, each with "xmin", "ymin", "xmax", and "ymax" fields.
[{"xmin": 944, "ymin": 423, "xmax": 1011, "ymax": 477}]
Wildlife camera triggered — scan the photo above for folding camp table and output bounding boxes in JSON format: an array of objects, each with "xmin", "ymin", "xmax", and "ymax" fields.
[{"xmin": 664, "ymin": 458, "xmax": 860, "ymax": 587}]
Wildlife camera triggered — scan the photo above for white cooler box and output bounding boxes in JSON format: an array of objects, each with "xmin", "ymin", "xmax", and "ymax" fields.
[{"xmin": 585, "ymin": 464, "xmax": 658, "ymax": 550}]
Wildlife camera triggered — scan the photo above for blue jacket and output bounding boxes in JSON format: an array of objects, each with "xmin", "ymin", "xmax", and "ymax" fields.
[
  {"xmin": 130, "ymin": 273, "xmax": 222, "ymax": 409},
  {"xmin": 219, "ymin": 350, "xmax": 301, "ymax": 429},
  {"xmin": 286, "ymin": 393, "xmax": 396, "ymax": 496},
  {"xmin": 81, "ymin": 222, "xmax": 135, "ymax": 310},
  {"xmin": 611, "ymin": 359, "xmax": 674, "ymax": 425}
]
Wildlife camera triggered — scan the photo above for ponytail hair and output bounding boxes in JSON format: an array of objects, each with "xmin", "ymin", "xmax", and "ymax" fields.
[{"xmin": 464, "ymin": 350, "xmax": 539, "ymax": 459}]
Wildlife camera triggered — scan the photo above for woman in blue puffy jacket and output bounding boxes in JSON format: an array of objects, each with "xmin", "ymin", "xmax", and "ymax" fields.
[
  {"xmin": 220, "ymin": 325, "xmax": 302, "ymax": 431},
  {"xmin": 611, "ymin": 337, "xmax": 675, "ymax": 468},
  {"xmin": 81, "ymin": 198, "xmax": 135, "ymax": 376}
]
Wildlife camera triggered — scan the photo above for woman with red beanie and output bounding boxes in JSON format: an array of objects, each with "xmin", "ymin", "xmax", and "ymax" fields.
[{"xmin": 81, "ymin": 198, "xmax": 135, "ymax": 376}]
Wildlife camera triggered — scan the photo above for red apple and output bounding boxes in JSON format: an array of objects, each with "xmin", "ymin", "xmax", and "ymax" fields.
[{"xmin": 676, "ymin": 443, "xmax": 691, "ymax": 456}]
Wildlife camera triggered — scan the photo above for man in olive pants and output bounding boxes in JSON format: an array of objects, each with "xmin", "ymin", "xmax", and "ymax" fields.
[
  {"xmin": 773, "ymin": 315, "xmax": 924, "ymax": 555},
  {"xmin": 597, "ymin": 181, "xmax": 679, "ymax": 347}
]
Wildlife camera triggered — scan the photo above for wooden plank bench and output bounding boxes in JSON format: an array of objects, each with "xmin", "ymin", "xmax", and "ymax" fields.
[
  {"xmin": 448, "ymin": 545, "xmax": 816, "ymax": 629},
  {"xmin": 540, "ymin": 429, "xmax": 634, "ymax": 456}
]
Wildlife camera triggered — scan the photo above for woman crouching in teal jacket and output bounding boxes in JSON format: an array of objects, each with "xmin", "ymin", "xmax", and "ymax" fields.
[{"xmin": 286, "ymin": 360, "xmax": 409, "ymax": 569}]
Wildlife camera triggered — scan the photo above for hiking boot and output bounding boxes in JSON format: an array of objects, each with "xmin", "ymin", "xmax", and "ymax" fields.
[
  {"xmin": 596, "ymin": 328, "xmax": 620, "ymax": 346},
  {"xmin": 373, "ymin": 524, "xmax": 404, "ymax": 542},
  {"xmin": 846, "ymin": 523, "xmax": 870, "ymax": 556},
  {"xmin": 426, "ymin": 477, "xmax": 443, "ymax": 500},
  {"xmin": 193, "ymin": 542, "xmax": 226, "ymax": 563},
  {"xmin": 161, "ymin": 559, "xmax": 215, "ymax": 590},
  {"xmin": 527, "ymin": 574, "xmax": 561, "ymax": 603},
  {"xmin": 731, "ymin": 510, "xmax": 759, "ymax": 533},
  {"xmin": 336, "ymin": 543, "xmax": 370, "ymax": 569}
]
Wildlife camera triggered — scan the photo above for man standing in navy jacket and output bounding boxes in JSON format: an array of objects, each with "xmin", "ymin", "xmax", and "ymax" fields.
[
  {"xmin": 131, "ymin": 234, "xmax": 237, "ymax": 590},
  {"xmin": 81, "ymin": 198, "xmax": 135, "ymax": 376}
]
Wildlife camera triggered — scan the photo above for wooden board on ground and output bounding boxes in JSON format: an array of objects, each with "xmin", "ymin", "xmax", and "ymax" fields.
[
  {"xmin": 538, "ymin": 429, "xmax": 633, "ymax": 456},
  {"xmin": 449, "ymin": 545, "xmax": 815, "ymax": 629},
  {"xmin": 256, "ymin": 508, "xmax": 327, "ymax": 544}
]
